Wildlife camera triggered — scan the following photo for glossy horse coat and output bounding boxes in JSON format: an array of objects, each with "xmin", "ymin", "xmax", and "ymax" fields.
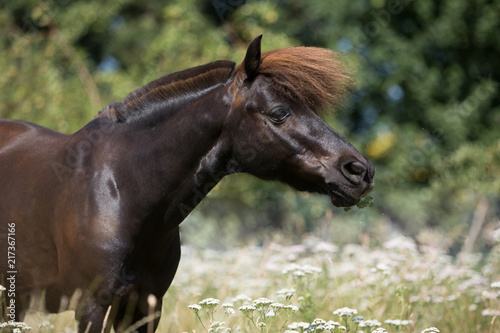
[{"xmin": 0, "ymin": 36, "xmax": 374, "ymax": 332}]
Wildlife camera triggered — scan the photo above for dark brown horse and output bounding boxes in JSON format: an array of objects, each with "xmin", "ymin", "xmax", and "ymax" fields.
[{"xmin": 0, "ymin": 36, "xmax": 374, "ymax": 332}]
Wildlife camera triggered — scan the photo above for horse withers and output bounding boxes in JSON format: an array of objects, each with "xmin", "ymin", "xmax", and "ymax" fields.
[{"xmin": 0, "ymin": 35, "xmax": 374, "ymax": 332}]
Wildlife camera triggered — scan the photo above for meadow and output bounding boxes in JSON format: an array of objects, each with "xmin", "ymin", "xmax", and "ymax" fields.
[{"xmin": 3, "ymin": 230, "xmax": 499, "ymax": 333}]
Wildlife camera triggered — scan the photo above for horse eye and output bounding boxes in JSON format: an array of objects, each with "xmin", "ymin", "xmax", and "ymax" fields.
[{"xmin": 269, "ymin": 108, "xmax": 290, "ymax": 123}]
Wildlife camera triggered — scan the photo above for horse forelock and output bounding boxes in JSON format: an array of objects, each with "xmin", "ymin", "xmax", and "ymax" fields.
[
  {"xmin": 101, "ymin": 60, "xmax": 235, "ymax": 122},
  {"xmin": 235, "ymin": 47, "xmax": 354, "ymax": 112}
]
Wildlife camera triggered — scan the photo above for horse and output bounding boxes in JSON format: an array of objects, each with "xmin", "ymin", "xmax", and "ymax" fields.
[{"xmin": 0, "ymin": 35, "xmax": 374, "ymax": 332}]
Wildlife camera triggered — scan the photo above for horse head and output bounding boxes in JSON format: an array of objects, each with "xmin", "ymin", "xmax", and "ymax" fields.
[{"xmin": 226, "ymin": 35, "xmax": 374, "ymax": 207}]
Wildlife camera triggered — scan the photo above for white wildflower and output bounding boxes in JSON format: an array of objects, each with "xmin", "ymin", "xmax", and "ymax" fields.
[
  {"xmin": 293, "ymin": 270, "xmax": 306, "ymax": 277},
  {"xmin": 421, "ymin": 328, "xmax": 440, "ymax": 333},
  {"xmin": 188, "ymin": 304, "xmax": 201, "ymax": 313},
  {"xmin": 199, "ymin": 298, "xmax": 220, "ymax": 313},
  {"xmin": 481, "ymin": 290, "xmax": 498, "ymax": 300},
  {"xmin": 38, "ymin": 321, "xmax": 54, "ymax": 329},
  {"xmin": 493, "ymin": 228, "xmax": 500, "ymax": 243},
  {"xmin": 0, "ymin": 285, "xmax": 6, "ymax": 291},
  {"xmin": 276, "ymin": 288, "xmax": 296, "ymax": 299},
  {"xmin": 271, "ymin": 302, "xmax": 285, "ymax": 310},
  {"xmin": 0, "ymin": 322, "xmax": 32, "ymax": 330},
  {"xmin": 282, "ymin": 263, "xmax": 322, "ymax": 276},
  {"xmin": 384, "ymin": 319, "xmax": 413, "ymax": 326},
  {"xmin": 491, "ymin": 281, "xmax": 500, "ymax": 289},
  {"xmin": 482, "ymin": 309, "xmax": 500, "ymax": 316},
  {"xmin": 224, "ymin": 308, "xmax": 235, "ymax": 315},
  {"xmin": 325, "ymin": 320, "xmax": 340, "ymax": 329},
  {"xmin": 352, "ymin": 316, "xmax": 364, "ymax": 323},
  {"xmin": 266, "ymin": 309, "xmax": 276, "ymax": 317},
  {"xmin": 232, "ymin": 294, "xmax": 252, "ymax": 304},
  {"xmin": 288, "ymin": 322, "xmax": 310, "ymax": 329},
  {"xmin": 311, "ymin": 318, "xmax": 327, "ymax": 325},
  {"xmin": 372, "ymin": 328, "xmax": 388, "ymax": 333},
  {"xmin": 333, "ymin": 307, "xmax": 358, "ymax": 317},
  {"xmin": 284, "ymin": 305, "xmax": 299, "ymax": 313},
  {"xmin": 359, "ymin": 319, "xmax": 382, "ymax": 327},
  {"xmin": 253, "ymin": 297, "xmax": 273, "ymax": 308},
  {"xmin": 239, "ymin": 305, "xmax": 256, "ymax": 315},
  {"xmin": 208, "ymin": 321, "xmax": 226, "ymax": 333},
  {"xmin": 383, "ymin": 236, "xmax": 417, "ymax": 252},
  {"xmin": 200, "ymin": 298, "xmax": 220, "ymax": 306}
]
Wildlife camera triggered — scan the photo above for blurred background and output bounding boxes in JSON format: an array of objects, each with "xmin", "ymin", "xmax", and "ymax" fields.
[{"xmin": 2, "ymin": 0, "xmax": 499, "ymax": 254}]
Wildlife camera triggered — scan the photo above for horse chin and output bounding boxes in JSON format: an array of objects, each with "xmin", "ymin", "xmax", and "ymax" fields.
[{"xmin": 327, "ymin": 186, "xmax": 358, "ymax": 208}]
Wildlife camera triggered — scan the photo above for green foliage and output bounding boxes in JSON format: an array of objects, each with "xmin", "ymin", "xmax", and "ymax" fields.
[{"xmin": 1, "ymin": 0, "xmax": 499, "ymax": 250}]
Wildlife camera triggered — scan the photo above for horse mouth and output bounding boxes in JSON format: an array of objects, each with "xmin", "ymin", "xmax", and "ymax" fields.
[{"xmin": 327, "ymin": 184, "xmax": 359, "ymax": 208}]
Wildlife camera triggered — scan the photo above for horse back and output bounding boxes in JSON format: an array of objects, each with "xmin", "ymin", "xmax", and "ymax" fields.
[{"xmin": 0, "ymin": 118, "xmax": 68, "ymax": 293}]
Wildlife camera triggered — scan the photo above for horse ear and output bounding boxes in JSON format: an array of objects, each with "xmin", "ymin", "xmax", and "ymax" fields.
[{"xmin": 243, "ymin": 35, "xmax": 263, "ymax": 81}]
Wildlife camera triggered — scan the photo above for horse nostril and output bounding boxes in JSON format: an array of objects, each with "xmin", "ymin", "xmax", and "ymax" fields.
[{"xmin": 342, "ymin": 161, "xmax": 367, "ymax": 185}]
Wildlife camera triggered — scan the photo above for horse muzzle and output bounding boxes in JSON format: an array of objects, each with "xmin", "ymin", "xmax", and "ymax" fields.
[{"xmin": 327, "ymin": 157, "xmax": 375, "ymax": 207}]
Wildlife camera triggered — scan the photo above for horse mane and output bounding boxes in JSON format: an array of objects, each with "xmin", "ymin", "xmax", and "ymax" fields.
[
  {"xmin": 98, "ymin": 60, "xmax": 235, "ymax": 122},
  {"xmin": 235, "ymin": 47, "xmax": 353, "ymax": 112},
  {"xmin": 97, "ymin": 46, "xmax": 352, "ymax": 122}
]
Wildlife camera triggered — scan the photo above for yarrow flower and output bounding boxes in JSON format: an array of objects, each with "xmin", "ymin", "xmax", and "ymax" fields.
[
  {"xmin": 188, "ymin": 304, "xmax": 202, "ymax": 313},
  {"xmin": 359, "ymin": 319, "xmax": 382, "ymax": 327},
  {"xmin": 239, "ymin": 305, "xmax": 256, "ymax": 315},
  {"xmin": 384, "ymin": 319, "xmax": 413, "ymax": 326},
  {"xmin": 232, "ymin": 294, "xmax": 252, "ymax": 304},
  {"xmin": 325, "ymin": 320, "xmax": 341, "ymax": 329},
  {"xmin": 482, "ymin": 309, "xmax": 500, "ymax": 317},
  {"xmin": 333, "ymin": 307, "xmax": 358, "ymax": 317},
  {"xmin": 282, "ymin": 263, "xmax": 322, "ymax": 276},
  {"xmin": 208, "ymin": 321, "xmax": 226, "ymax": 333},
  {"xmin": 288, "ymin": 322, "xmax": 310, "ymax": 330},
  {"xmin": 421, "ymin": 328, "xmax": 440, "ymax": 333},
  {"xmin": 372, "ymin": 328, "xmax": 388, "ymax": 333},
  {"xmin": 352, "ymin": 316, "xmax": 364, "ymax": 323},
  {"xmin": 0, "ymin": 322, "xmax": 32, "ymax": 330},
  {"xmin": 276, "ymin": 288, "xmax": 296, "ymax": 300},
  {"xmin": 253, "ymin": 297, "xmax": 273, "ymax": 308},
  {"xmin": 199, "ymin": 298, "xmax": 220, "ymax": 313},
  {"xmin": 200, "ymin": 298, "xmax": 220, "ymax": 306},
  {"xmin": 309, "ymin": 318, "xmax": 327, "ymax": 330},
  {"xmin": 491, "ymin": 281, "xmax": 500, "ymax": 289},
  {"xmin": 284, "ymin": 305, "xmax": 299, "ymax": 313},
  {"xmin": 222, "ymin": 303, "xmax": 235, "ymax": 315},
  {"xmin": 38, "ymin": 321, "xmax": 54, "ymax": 329},
  {"xmin": 493, "ymin": 228, "xmax": 500, "ymax": 243}
]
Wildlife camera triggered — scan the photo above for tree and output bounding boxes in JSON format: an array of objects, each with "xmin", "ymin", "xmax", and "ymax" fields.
[{"xmin": 2, "ymin": 0, "xmax": 499, "ymax": 250}]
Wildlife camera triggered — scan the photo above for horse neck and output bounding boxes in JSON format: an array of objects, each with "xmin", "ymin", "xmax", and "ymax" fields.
[{"xmin": 114, "ymin": 85, "xmax": 234, "ymax": 227}]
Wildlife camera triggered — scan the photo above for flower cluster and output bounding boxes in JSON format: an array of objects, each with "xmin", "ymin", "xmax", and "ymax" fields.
[
  {"xmin": 282, "ymin": 264, "xmax": 322, "ymax": 277},
  {"xmin": 421, "ymin": 328, "xmax": 440, "ymax": 333},
  {"xmin": 0, "ymin": 322, "xmax": 32, "ymax": 331},
  {"xmin": 333, "ymin": 307, "xmax": 358, "ymax": 317},
  {"xmin": 384, "ymin": 319, "xmax": 413, "ymax": 326}
]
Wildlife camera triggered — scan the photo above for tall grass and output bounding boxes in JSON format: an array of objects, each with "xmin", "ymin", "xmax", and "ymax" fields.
[{"xmin": 3, "ymin": 233, "xmax": 500, "ymax": 332}]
